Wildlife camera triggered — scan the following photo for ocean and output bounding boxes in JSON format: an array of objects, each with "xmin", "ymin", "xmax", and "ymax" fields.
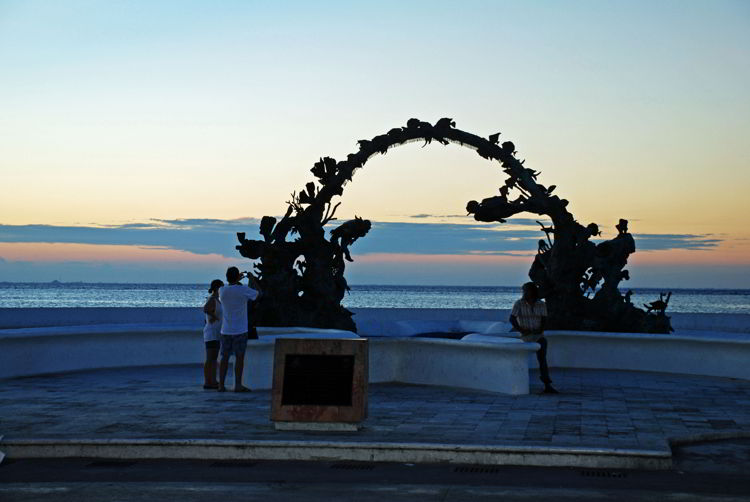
[{"xmin": 1, "ymin": 282, "xmax": 749, "ymax": 314}]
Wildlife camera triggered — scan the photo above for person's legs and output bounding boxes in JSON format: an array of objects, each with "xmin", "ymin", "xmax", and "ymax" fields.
[
  {"xmin": 234, "ymin": 356, "xmax": 246, "ymax": 391},
  {"xmin": 218, "ymin": 336, "xmax": 232, "ymax": 392},
  {"xmin": 536, "ymin": 337, "xmax": 551, "ymax": 384},
  {"xmin": 203, "ymin": 342, "xmax": 219, "ymax": 388},
  {"xmin": 537, "ymin": 337, "xmax": 558, "ymax": 393},
  {"xmin": 203, "ymin": 349, "xmax": 212, "ymax": 386},
  {"xmin": 233, "ymin": 334, "xmax": 250, "ymax": 392}
]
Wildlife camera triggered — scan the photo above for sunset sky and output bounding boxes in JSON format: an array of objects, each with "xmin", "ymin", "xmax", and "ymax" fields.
[{"xmin": 1, "ymin": 0, "xmax": 748, "ymax": 287}]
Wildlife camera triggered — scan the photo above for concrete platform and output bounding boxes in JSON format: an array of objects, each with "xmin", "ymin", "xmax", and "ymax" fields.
[{"xmin": 2, "ymin": 365, "xmax": 749, "ymax": 469}]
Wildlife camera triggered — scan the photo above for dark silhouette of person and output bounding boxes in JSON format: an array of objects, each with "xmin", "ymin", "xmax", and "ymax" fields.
[
  {"xmin": 201, "ymin": 279, "xmax": 224, "ymax": 389},
  {"xmin": 217, "ymin": 267, "xmax": 259, "ymax": 392},
  {"xmin": 510, "ymin": 282, "xmax": 558, "ymax": 394}
]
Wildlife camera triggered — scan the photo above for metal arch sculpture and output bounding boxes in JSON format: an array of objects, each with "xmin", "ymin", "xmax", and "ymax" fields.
[{"xmin": 236, "ymin": 118, "xmax": 672, "ymax": 334}]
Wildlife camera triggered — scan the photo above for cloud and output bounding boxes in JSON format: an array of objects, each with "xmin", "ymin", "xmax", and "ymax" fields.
[
  {"xmin": 505, "ymin": 218, "xmax": 553, "ymax": 227},
  {"xmin": 357, "ymin": 222, "xmax": 539, "ymax": 255},
  {"xmin": 0, "ymin": 219, "xmax": 724, "ymax": 261},
  {"xmin": 631, "ymin": 234, "xmax": 721, "ymax": 251},
  {"xmin": 407, "ymin": 213, "xmax": 466, "ymax": 219},
  {"xmin": 0, "ymin": 258, "xmax": 235, "ymax": 284},
  {"xmin": 0, "ymin": 220, "xmax": 262, "ymax": 258},
  {"xmin": 0, "ymin": 220, "xmax": 737, "ymax": 287},
  {"xmin": 150, "ymin": 217, "xmax": 261, "ymax": 229},
  {"xmin": 99, "ymin": 222, "xmax": 163, "ymax": 229},
  {"xmin": 405, "ymin": 215, "xmax": 550, "ymax": 227}
]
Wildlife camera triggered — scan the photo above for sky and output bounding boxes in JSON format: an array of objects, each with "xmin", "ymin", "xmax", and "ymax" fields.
[{"xmin": 0, "ymin": 0, "xmax": 748, "ymax": 287}]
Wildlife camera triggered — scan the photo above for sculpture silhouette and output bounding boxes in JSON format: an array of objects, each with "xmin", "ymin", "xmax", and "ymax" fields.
[
  {"xmin": 237, "ymin": 118, "xmax": 672, "ymax": 333},
  {"xmin": 645, "ymin": 292, "xmax": 672, "ymax": 315}
]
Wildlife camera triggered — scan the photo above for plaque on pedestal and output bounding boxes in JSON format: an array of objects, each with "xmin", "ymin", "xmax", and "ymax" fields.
[{"xmin": 271, "ymin": 338, "xmax": 368, "ymax": 429}]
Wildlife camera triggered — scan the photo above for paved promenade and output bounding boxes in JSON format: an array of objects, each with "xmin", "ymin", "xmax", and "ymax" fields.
[{"xmin": 2, "ymin": 365, "xmax": 749, "ymax": 454}]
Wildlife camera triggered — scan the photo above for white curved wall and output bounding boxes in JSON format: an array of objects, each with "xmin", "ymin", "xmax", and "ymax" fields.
[
  {"xmin": 247, "ymin": 336, "xmax": 535, "ymax": 395},
  {"xmin": 0, "ymin": 328, "xmax": 204, "ymax": 379},
  {"xmin": 0, "ymin": 327, "xmax": 537, "ymax": 395},
  {"xmin": 544, "ymin": 331, "xmax": 750, "ymax": 380},
  {"xmin": 1, "ymin": 309, "xmax": 748, "ymax": 392}
]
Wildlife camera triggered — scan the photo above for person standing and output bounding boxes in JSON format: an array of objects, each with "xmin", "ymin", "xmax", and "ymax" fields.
[
  {"xmin": 510, "ymin": 282, "xmax": 559, "ymax": 394},
  {"xmin": 218, "ymin": 266, "xmax": 259, "ymax": 392},
  {"xmin": 201, "ymin": 279, "xmax": 224, "ymax": 389}
]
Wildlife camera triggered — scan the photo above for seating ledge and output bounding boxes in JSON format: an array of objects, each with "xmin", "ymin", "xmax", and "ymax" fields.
[
  {"xmin": 4, "ymin": 323, "xmax": 748, "ymax": 345},
  {"xmin": 0, "ymin": 324, "xmax": 364, "ymax": 339},
  {"xmin": 0, "ymin": 323, "xmax": 200, "ymax": 339},
  {"xmin": 546, "ymin": 329, "xmax": 750, "ymax": 345}
]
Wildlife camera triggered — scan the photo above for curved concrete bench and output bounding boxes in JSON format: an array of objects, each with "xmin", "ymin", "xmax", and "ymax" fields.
[
  {"xmin": 2, "ymin": 317, "xmax": 748, "ymax": 394},
  {"xmin": 381, "ymin": 320, "xmax": 750, "ymax": 381},
  {"xmin": 0, "ymin": 323, "xmax": 205, "ymax": 380},
  {"xmin": 357, "ymin": 318, "xmax": 513, "ymax": 337},
  {"xmin": 544, "ymin": 330, "xmax": 750, "ymax": 380},
  {"xmin": 0, "ymin": 324, "xmax": 360, "ymax": 380},
  {"xmin": 246, "ymin": 336, "xmax": 536, "ymax": 395},
  {"xmin": 0, "ymin": 324, "xmax": 538, "ymax": 395}
]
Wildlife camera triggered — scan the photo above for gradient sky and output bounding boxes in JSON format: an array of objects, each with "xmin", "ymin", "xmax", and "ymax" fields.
[{"xmin": 1, "ymin": 0, "xmax": 748, "ymax": 286}]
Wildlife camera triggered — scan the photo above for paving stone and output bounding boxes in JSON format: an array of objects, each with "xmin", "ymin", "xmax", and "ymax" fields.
[{"xmin": 2, "ymin": 366, "xmax": 749, "ymax": 450}]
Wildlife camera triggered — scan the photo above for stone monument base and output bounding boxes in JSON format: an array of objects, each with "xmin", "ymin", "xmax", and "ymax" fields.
[
  {"xmin": 270, "ymin": 338, "xmax": 369, "ymax": 426},
  {"xmin": 273, "ymin": 422, "xmax": 360, "ymax": 432}
]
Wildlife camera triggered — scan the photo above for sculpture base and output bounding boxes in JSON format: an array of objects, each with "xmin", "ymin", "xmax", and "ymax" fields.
[
  {"xmin": 273, "ymin": 422, "xmax": 360, "ymax": 432},
  {"xmin": 271, "ymin": 338, "xmax": 369, "ymax": 423}
]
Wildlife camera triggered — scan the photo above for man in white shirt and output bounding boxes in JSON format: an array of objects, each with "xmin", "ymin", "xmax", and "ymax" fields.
[
  {"xmin": 218, "ymin": 266, "xmax": 260, "ymax": 392},
  {"xmin": 510, "ymin": 282, "xmax": 558, "ymax": 394}
]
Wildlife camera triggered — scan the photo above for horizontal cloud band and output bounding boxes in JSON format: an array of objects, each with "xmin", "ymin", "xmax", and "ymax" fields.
[{"xmin": 0, "ymin": 218, "xmax": 720, "ymax": 258}]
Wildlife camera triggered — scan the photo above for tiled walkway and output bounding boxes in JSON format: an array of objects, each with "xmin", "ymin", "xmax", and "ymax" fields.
[{"xmin": 1, "ymin": 366, "xmax": 749, "ymax": 451}]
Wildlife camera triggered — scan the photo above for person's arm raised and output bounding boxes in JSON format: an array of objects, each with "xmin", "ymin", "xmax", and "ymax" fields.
[{"xmin": 246, "ymin": 273, "xmax": 262, "ymax": 299}]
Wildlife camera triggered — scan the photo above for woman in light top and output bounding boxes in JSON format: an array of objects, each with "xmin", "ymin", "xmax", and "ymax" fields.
[{"xmin": 202, "ymin": 279, "xmax": 224, "ymax": 389}]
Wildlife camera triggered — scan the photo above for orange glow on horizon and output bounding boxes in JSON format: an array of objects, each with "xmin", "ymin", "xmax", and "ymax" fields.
[
  {"xmin": 630, "ymin": 246, "xmax": 750, "ymax": 266},
  {"xmin": 356, "ymin": 252, "xmax": 533, "ymax": 265},
  {"xmin": 0, "ymin": 242, "xmax": 235, "ymax": 264},
  {"xmin": 1, "ymin": 242, "xmax": 747, "ymax": 269}
]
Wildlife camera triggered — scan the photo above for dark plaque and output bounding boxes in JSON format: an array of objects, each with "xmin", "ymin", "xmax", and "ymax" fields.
[
  {"xmin": 281, "ymin": 354, "xmax": 354, "ymax": 406},
  {"xmin": 271, "ymin": 338, "xmax": 368, "ymax": 424}
]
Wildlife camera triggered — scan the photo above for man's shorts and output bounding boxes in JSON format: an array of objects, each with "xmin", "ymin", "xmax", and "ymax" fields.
[{"xmin": 220, "ymin": 333, "xmax": 248, "ymax": 357}]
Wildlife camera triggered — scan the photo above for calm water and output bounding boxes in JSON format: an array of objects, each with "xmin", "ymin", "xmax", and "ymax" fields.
[{"xmin": 1, "ymin": 282, "xmax": 749, "ymax": 314}]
